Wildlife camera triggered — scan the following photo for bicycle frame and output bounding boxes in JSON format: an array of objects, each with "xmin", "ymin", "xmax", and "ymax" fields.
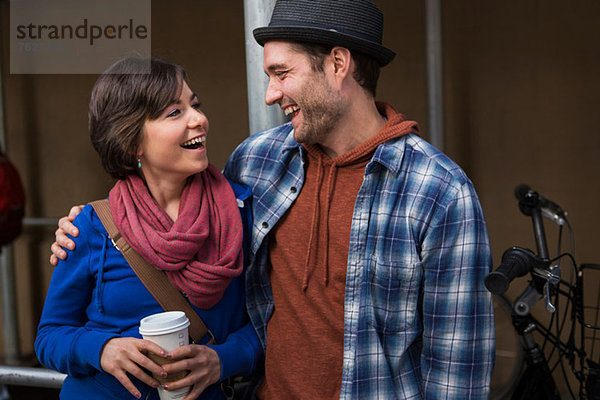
[
  {"xmin": 510, "ymin": 206, "xmax": 561, "ymax": 400},
  {"xmin": 486, "ymin": 185, "xmax": 600, "ymax": 400}
]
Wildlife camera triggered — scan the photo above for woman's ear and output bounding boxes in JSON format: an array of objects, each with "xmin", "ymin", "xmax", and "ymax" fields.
[{"xmin": 134, "ymin": 146, "xmax": 143, "ymax": 168}]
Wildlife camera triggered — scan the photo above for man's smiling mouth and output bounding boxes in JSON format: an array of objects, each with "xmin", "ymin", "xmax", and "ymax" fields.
[{"xmin": 284, "ymin": 105, "xmax": 300, "ymax": 116}]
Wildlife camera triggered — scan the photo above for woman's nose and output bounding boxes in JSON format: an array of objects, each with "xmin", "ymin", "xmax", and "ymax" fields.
[{"xmin": 188, "ymin": 109, "xmax": 207, "ymax": 128}]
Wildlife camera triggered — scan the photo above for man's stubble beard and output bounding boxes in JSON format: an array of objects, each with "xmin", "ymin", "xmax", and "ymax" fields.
[{"xmin": 293, "ymin": 74, "xmax": 346, "ymax": 146}]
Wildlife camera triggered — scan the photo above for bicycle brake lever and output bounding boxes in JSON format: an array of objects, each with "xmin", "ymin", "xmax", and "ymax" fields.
[
  {"xmin": 544, "ymin": 281, "xmax": 556, "ymax": 313},
  {"xmin": 533, "ymin": 264, "xmax": 561, "ymax": 285},
  {"xmin": 534, "ymin": 264, "xmax": 560, "ymax": 313}
]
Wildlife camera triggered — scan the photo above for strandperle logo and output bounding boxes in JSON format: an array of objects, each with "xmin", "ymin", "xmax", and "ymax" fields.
[
  {"xmin": 15, "ymin": 19, "xmax": 148, "ymax": 46},
  {"xmin": 10, "ymin": 0, "xmax": 151, "ymax": 74}
]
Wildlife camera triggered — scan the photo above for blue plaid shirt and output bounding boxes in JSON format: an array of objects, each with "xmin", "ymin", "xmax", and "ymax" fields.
[{"xmin": 223, "ymin": 121, "xmax": 495, "ymax": 399}]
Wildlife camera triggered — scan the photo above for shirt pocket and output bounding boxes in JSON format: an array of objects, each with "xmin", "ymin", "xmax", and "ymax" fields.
[{"xmin": 366, "ymin": 256, "xmax": 421, "ymax": 333}]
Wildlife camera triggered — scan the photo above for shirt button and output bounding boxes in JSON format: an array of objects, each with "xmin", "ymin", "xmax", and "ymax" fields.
[
  {"xmin": 262, "ymin": 222, "xmax": 269, "ymax": 229},
  {"xmin": 290, "ymin": 187, "xmax": 297, "ymax": 193}
]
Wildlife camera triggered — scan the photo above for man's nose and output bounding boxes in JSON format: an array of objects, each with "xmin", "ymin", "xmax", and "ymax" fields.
[{"xmin": 265, "ymin": 79, "xmax": 283, "ymax": 106}]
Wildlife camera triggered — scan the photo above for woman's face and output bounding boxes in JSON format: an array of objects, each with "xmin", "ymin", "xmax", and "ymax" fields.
[{"xmin": 137, "ymin": 81, "xmax": 209, "ymax": 184}]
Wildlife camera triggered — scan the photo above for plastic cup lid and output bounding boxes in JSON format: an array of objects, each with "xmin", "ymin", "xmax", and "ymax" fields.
[{"xmin": 139, "ymin": 311, "xmax": 190, "ymax": 336}]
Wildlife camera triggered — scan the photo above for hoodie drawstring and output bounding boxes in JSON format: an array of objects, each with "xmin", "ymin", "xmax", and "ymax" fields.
[
  {"xmin": 96, "ymin": 234, "xmax": 107, "ymax": 314},
  {"xmin": 321, "ymin": 162, "xmax": 338, "ymax": 287},
  {"xmin": 302, "ymin": 156, "xmax": 323, "ymax": 291},
  {"xmin": 302, "ymin": 154, "xmax": 339, "ymax": 291}
]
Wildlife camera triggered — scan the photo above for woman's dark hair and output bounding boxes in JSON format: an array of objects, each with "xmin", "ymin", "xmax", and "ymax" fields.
[
  {"xmin": 89, "ymin": 57, "xmax": 187, "ymax": 179},
  {"xmin": 290, "ymin": 41, "xmax": 380, "ymax": 97}
]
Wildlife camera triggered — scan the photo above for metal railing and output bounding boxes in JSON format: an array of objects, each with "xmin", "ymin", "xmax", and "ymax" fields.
[{"xmin": 0, "ymin": 366, "xmax": 65, "ymax": 389}]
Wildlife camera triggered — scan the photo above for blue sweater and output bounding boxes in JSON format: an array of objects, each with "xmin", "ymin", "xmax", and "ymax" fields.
[{"xmin": 35, "ymin": 181, "xmax": 262, "ymax": 400}]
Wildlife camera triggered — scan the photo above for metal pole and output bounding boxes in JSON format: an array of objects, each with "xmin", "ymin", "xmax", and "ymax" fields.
[
  {"xmin": 0, "ymin": 366, "xmax": 66, "ymax": 389},
  {"xmin": 0, "ymin": 217, "xmax": 58, "ymax": 364},
  {"xmin": 0, "ymin": 30, "xmax": 5, "ymax": 154},
  {"xmin": 0, "ymin": 247, "xmax": 20, "ymax": 365},
  {"xmin": 243, "ymin": 0, "xmax": 286, "ymax": 135},
  {"xmin": 0, "ymin": 23, "xmax": 21, "ymax": 366},
  {"xmin": 425, "ymin": 0, "xmax": 444, "ymax": 150}
]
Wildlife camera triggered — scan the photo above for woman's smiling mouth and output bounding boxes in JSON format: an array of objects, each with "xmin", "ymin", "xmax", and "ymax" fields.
[{"xmin": 180, "ymin": 136, "xmax": 206, "ymax": 150}]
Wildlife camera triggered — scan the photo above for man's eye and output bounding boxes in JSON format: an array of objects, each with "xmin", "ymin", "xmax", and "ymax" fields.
[{"xmin": 275, "ymin": 71, "xmax": 287, "ymax": 79}]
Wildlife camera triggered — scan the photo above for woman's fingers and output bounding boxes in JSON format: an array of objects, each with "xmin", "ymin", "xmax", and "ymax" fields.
[
  {"xmin": 182, "ymin": 384, "xmax": 205, "ymax": 400},
  {"xmin": 162, "ymin": 345, "xmax": 221, "ymax": 394},
  {"xmin": 99, "ymin": 337, "xmax": 169, "ymax": 397},
  {"xmin": 101, "ymin": 347, "xmax": 147, "ymax": 398},
  {"xmin": 109, "ymin": 363, "xmax": 145, "ymax": 399},
  {"xmin": 135, "ymin": 340, "xmax": 171, "ymax": 377}
]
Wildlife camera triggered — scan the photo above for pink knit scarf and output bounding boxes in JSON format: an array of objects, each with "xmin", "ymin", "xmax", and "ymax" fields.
[{"xmin": 108, "ymin": 164, "xmax": 243, "ymax": 309}]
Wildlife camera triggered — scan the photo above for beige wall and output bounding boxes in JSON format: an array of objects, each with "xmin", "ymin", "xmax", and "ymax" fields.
[{"xmin": 1, "ymin": 0, "xmax": 599, "ymax": 395}]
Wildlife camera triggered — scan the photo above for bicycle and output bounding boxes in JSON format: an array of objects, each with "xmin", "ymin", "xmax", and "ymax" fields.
[{"xmin": 485, "ymin": 184, "xmax": 600, "ymax": 400}]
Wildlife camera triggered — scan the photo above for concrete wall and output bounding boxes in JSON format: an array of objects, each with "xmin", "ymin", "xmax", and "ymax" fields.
[{"xmin": 1, "ymin": 0, "xmax": 599, "ymax": 396}]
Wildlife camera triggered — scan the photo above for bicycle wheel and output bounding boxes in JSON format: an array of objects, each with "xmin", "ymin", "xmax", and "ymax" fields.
[{"xmin": 490, "ymin": 294, "xmax": 524, "ymax": 400}]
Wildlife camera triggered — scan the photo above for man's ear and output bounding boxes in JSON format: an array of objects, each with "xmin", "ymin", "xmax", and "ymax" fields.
[{"xmin": 329, "ymin": 46, "xmax": 352, "ymax": 82}]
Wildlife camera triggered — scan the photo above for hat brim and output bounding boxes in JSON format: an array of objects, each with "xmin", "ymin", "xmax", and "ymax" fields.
[{"xmin": 253, "ymin": 26, "xmax": 396, "ymax": 66}]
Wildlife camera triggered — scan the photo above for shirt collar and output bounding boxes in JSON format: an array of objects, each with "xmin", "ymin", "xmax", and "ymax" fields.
[
  {"xmin": 278, "ymin": 118, "xmax": 411, "ymax": 176},
  {"xmin": 370, "ymin": 135, "xmax": 409, "ymax": 175}
]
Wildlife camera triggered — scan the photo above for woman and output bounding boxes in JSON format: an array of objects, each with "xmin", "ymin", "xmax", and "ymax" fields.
[{"xmin": 35, "ymin": 57, "xmax": 261, "ymax": 400}]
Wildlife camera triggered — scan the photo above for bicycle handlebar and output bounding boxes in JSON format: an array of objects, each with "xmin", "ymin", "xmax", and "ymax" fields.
[
  {"xmin": 485, "ymin": 247, "xmax": 550, "ymax": 294},
  {"xmin": 514, "ymin": 184, "xmax": 566, "ymax": 221},
  {"xmin": 485, "ymin": 184, "xmax": 567, "ymax": 299}
]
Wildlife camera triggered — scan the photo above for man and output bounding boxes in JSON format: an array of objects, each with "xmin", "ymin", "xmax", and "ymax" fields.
[{"xmin": 52, "ymin": 0, "xmax": 495, "ymax": 398}]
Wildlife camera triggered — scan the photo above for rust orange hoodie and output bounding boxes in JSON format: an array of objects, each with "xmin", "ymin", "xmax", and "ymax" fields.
[{"xmin": 259, "ymin": 103, "xmax": 419, "ymax": 400}]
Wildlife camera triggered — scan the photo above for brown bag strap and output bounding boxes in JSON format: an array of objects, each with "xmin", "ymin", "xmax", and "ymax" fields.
[{"xmin": 90, "ymin": 199, "xmax": 215, "ymax": 345}]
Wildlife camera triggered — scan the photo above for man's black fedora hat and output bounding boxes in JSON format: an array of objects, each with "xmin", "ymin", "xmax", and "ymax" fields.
[{"xmin": 253, "ymin": 0, "xmax": 396, "ymax": 66}]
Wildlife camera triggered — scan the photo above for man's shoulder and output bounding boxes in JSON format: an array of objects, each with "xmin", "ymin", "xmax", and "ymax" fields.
[
  {"xmin": 402, "ymin": 134, "xmax": 470, "ymax": 186},
  {"xmin": 224, "ymin": 122, "xmax": 298, "ymax": 183},
  {"xmin": 232, "ymin": 122, "xmax": 295, "ymax": 158},
  {"xmin": 378, "ymin": 134, "xmax": 476, "ymax": 207}
]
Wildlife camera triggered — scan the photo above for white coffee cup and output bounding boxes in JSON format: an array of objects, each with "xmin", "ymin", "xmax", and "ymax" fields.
[{"xmin": 139, "ymin": 311, "xmax": 191, "ymax": 400}]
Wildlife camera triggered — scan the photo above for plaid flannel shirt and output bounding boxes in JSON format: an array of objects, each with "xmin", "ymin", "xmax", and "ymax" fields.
[{"xmin": 223, "ymin": 121, "xmax": 495, "ymax": 399}]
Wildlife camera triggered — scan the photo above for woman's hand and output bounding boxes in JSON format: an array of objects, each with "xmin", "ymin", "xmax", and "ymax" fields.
[
  {"xmin": 161, "ymin": 344, "xmax": 221, "ymax": 400},
  {"xmin": 100, "ymin": 337, "xmax": 168, "ymax": 399}
]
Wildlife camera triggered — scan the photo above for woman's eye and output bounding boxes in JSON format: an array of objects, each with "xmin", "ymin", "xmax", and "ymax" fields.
[
  {"xmin": 192, "ymin": 102, "xmax": 202, "ymax": 110},
  {"xmin": 167, "ymin": 109, "xmax": 181, "ymax": 117}
]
